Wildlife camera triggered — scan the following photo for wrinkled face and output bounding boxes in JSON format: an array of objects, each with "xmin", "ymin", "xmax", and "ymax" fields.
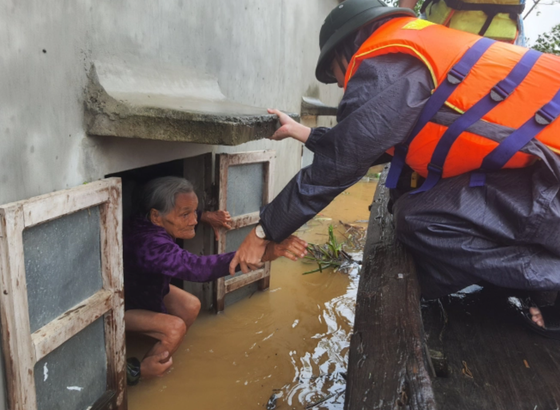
[{"xmin": 150, "ymin": 192, "xmax": 199, "ymax": 240}]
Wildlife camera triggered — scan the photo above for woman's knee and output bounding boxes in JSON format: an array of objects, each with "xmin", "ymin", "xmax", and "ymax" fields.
[
  {"xmin": 163, "ymin": 315, "xmax": 187, "ymax": 344},
  {"xmin": 188, "ymin": 295, "xmax": 201, "ymax": 317}
]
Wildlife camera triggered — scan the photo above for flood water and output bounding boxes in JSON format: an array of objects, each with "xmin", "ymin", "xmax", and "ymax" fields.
[{"xmin": 127, "ymin": 176, "xmax": 379, "ymax": 410}]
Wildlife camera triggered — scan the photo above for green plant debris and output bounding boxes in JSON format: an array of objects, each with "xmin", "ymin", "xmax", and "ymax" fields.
[{"xmin": 303, "ymin": 223, "xmax": 365, "ymax": 275}]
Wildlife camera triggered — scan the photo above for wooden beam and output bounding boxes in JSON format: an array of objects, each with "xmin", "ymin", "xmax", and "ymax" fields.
[
  {"xmin": 257, "ymin": 263, "xmax": 271, "ymax": 291},
  {"xmin": 31, "ymin": 289, "xmax": 113, "ymax": 361},
  {"xmin": 219, "ymin": 151, "xmax": 275, "ymax": 167},
  {"xmin": 230, "ymin": 212, "xmax": 259, "ymax": 229},
  {"xmin": 99, "ymin": 181, "xmax": 127, "ymax": 410},
  {"xmin": 20, "ymin": 180, "xmax": 113, "ymax": 228},
  {"xmin": 0, "ymin": 204, "xmax": 38, "ymax": 410},
  {"xmin": 345, "ymin": 167, "xmax": 436, "ymax": 410},
  {"xmin": 0, "ymin": 178, "xmax": 126, "ymax": 410},
  {"xmin": 225, "ymin": 268, "xmax": 266, "ymax": 293},
  {"xmin": 214, "ymin": 150, "xmax": 275, "ymax": 312},
  {"xmin": 214, "ymin": 277, "xmax": 226, "ymax": 312}
]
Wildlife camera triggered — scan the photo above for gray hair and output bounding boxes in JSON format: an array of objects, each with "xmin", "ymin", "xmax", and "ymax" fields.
[{"xmin": 139, "ymin": 176, "xmax": 195, "ymax": 217}]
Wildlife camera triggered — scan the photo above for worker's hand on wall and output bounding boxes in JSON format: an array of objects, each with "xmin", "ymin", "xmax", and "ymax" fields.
[
  {"xmin": 262, "ymin": 235, "xmax": 308, "ymax": 262},
  {"xmin": 201, "ymin": 210, "xmax": 233, "ymax": 240},
  {"xmin": 268, "ymin": 108, "xmax": 312, "ymax": 144},
  {"xmin": 229, "ymin": 227, "xmax": 269, "ymax": 274},
  {"xmin": 140, "ymin": 351, "xmax": 173, "ymax": 379}
]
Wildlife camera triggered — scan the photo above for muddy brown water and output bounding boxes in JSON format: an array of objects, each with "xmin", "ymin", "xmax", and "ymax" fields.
[{"xmin": 127, "ymin": 178, "xmax": 379, "ymax": 410}]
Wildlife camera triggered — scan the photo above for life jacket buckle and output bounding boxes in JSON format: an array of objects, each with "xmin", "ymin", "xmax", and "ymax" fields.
[
  {"xmin": 427, "ymin": 162, "xmax": 443, "ymax": 174},
  {"xmin": 490, "ymin": 83, "xmax": 511, "ymax": 102},
  {"xmin": 447, "ymin": 68, "xmax": 465, "ymax": 85},
  {"xmin": 535, "ymin": 106, "xmax": 557, "ymax": 125}
]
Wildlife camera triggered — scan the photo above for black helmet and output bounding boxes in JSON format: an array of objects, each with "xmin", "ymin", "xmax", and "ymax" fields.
[{"xmin": 316, "ymin": 0, "xmax": 415, "ymax": 84}]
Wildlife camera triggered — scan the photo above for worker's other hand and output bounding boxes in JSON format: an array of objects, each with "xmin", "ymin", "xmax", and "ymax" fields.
[
  {"xmin": 229, "ymin": 227, "xmax": 269, "ymax": 274},
  {"xmin": 268, "ymin": 108, "xmax": 311, "ymax": 144},
  {"xmin": 140, "ymin": 351, "xmax": 173, "ymax": 379},
  {"xmin": 262, "ymin": 235, "xmax": 308, "ymax": 262},
  {"xmin": 201, "ymin": 210, "xmax": 233, "ymax": 240}
]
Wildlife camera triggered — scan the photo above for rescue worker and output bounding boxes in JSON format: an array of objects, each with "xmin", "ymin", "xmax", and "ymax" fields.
[
  {"xmin": 230, "ymin": 0, "xmax": 560, "ymax": 337},
  {"xmin": 398, "ymin": 0, "xmax": 526, "ymax": 46}
]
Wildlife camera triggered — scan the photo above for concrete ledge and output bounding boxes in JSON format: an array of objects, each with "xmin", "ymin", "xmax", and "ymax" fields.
[
  {"xmin": 301, "ymin": 96, "xmax": 338, "ymax": 116},
  {"xmin": 84, "ymin": 62, "xmax": 298, "ymax": 145}
]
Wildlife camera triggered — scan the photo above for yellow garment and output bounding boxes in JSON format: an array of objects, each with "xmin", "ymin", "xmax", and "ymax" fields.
[{"xmin": 424, "ymin": 0, "xmax": 521, "ymax": 42}]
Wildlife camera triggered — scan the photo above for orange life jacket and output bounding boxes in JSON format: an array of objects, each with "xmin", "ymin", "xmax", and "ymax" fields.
[{"xmin": 345, "ymin": 17, "xmax": 560, "ymax": 191}]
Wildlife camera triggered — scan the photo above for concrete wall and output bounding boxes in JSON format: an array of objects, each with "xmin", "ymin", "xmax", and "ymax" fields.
[
  {"xmin": 1, "ymin": 0, "xmax": 341, "ymax": 206},
  {"xmin": 1, "ymin": 1, "xmax": 342, "ymax": 408}
]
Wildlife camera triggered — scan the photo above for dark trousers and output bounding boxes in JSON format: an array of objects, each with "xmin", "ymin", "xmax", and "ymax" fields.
[{"xmin": 392, "ymin": 162, "xmax": 560, "ymax": 299}]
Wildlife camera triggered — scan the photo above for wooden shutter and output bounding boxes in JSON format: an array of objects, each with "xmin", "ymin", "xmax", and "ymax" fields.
[
  {"xmin": 0, "ymin": 178, "xmax": 126, "ymax": 410},
  {"xmin": 214, "ymin": 151, "xmax": 275, "ymax": 312}
]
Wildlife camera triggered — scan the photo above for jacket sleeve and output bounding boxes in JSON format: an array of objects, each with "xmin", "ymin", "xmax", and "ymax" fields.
[
  {"xmin": 137, "ymin": 233, "xmax": 235, "ymax": 282},
  {"xmin": 305, "ymin": 127, "xmax": 329, "ymax": 153},
  {"xmin": 260, "ymin": 54, "xmax": 433, "ymax": 243}
]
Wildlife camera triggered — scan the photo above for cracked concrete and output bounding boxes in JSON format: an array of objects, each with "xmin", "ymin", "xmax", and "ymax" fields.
[{"xmin": 84, "ymin": 62, "xmax": 298, "ymax": 145}]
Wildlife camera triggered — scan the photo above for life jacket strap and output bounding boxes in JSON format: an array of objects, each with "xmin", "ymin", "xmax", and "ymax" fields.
[
  {"xmin": 385, "ymin": 37, "xmax": 494, "ymax": 189},
  {"xmin": 478, "ymin": 12, "xmax": 498, "ymax": 36},
  {"xmin": 412, "ymin": 48, "xmax": 542, "ymax": 194},
  {"xmin": 420, "ymin": 0, "xmax": 434, "ymax": 14},
  {"xmin": 470, "ymin": 88, "xmax": 560, "ymax": 187}
]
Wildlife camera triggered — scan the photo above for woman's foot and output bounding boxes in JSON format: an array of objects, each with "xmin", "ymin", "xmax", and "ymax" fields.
[
  {"xmin": 512, "ymin": 292, "xmax": 560, "ymax": 339},
  {"xmin": 529, "ymin": 306, "xmax": 545, "ymax": 328}
]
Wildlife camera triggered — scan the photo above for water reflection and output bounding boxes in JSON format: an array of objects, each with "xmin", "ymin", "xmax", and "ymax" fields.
[
  {"xmin": 280, "ymin": 263, "xmax": 360, "ymax": 409},
  {"xmin": 127, "ymin": 179, "xmax": 377, "ymax": 410}
]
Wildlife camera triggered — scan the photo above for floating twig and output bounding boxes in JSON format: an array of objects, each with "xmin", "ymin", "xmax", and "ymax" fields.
[{"xmin": 305, "ymin": 389, "xmax": 345, "ymax": 409}]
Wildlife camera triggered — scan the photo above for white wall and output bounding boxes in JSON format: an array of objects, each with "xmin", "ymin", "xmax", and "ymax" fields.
[{"xmin": 1, "ymin": 0, "xmax": 342, "ymax": 205}]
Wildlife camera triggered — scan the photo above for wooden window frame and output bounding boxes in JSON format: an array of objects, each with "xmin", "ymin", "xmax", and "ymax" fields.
[
  {"xmin": 214, "ymin": 151, "xmax": 275, "ymax": 312},
  {"xmin": 0, "ymin": 178, "xmax": 126, "ymax": 410}
]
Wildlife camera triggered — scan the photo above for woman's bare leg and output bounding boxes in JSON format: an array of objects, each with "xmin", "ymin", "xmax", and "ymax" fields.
[
  {"xmin": 163, "ymin": 284, "xmax": 201, "ymax": 328},
  {"xmin": 125, "ymin": 309, "xmax": 186, "ymax": 361}
]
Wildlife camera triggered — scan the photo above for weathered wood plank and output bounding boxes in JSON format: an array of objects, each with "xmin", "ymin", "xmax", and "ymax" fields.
[
  {"xmin": 214, "ymin": 151, "xmax": 274, "ymax": 312},
  {"xmin": 99, "ymin": 181, "xmax": 127, "ymax": 410},
  {"xmin": 218, "ymin": 150, "xmax": 275, "ymax": 167},
  {"xmin": 345, "ymin": 167, "xmax": 436, "ymax": 410},
  {"xmin": 424, "ymin": 286, "xmax": 560, "ymax": 410},
  {"xmin": 0, "ymin": 204, "xmax": 38, "ymax": 410},
  {"xmin": 0, "ymin": 178, "xmax": 126, "ymax": 410},
  {"xmin": 258, "ymin": 149, "xmax": 274, "ymax": 293},
  {"xmin": 21, "ymin": 180, "xmax": 112, "ymax": 228},
  {"xmin": 225, "ymin": 268, "xmax": 266, "ymax": 293},
  {"xmin": 230, "ymin": 212, "xmax": 260, "ymax": 229},
  {"xmin": 31, "ymin": 289, "xmax": 113, "ymax": 361}
]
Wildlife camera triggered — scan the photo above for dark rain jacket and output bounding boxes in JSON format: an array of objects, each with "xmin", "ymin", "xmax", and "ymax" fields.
[{"xmin": 259, "ymin": 54, "xmax": 560, "ymax": 298}]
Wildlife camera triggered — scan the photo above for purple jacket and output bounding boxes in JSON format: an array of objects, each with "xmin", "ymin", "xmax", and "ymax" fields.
[{"xmin": 123, "ymin": 216, "xmax": 234, "ymax": 313}]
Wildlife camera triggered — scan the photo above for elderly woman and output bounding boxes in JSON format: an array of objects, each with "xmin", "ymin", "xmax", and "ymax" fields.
[{"xmin": 123, "ymin": 176, "xmax": 307, "ymax": 379}]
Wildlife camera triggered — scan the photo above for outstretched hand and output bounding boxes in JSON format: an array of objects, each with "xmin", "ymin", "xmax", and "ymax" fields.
[
  {"xmin": 268, "ymin": 109, "xmax": 312, "ymax": 144},
  {"xmin": 229, "ymin": 227, "xmax": 269, "ymax": 275},
  {"xmin": 201, "ymin": 210, "xmax": 233, "ymax": 240},
  {"xmin": 262, "ymin": 235, "xmax": 308, "ymax": 262}
]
